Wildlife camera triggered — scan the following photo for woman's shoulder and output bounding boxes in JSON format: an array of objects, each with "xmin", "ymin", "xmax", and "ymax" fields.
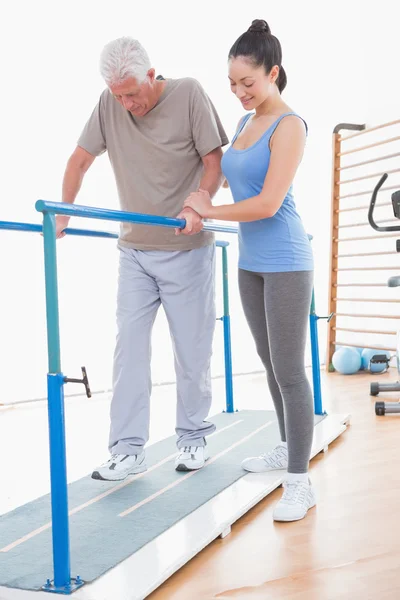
[
  {"xmin": 275, "ymin": 111, "xmax": 308, "ymax": 134},
  {"xmin": 278, "ymin": 109, "xmax": 308, "ymax": 131}
]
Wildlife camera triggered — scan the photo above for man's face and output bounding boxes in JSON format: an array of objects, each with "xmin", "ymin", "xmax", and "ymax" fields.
[{"xmin": 109, "ymin": 71, "xmax": 155, "ymax": 117}]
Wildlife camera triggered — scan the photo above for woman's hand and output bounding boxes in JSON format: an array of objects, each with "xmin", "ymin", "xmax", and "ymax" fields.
[{"xmin": 183, "ymin": 189, "xmax": 213, "ymax": 218}]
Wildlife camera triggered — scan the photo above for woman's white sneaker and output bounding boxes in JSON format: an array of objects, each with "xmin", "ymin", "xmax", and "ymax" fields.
[
  {"xmin": 175, "ymin": 446, "xmax": 208, "ymax": 471},
  {"xmin": 273, "ymin": 479, "xmax": 316, "ymax": 522},
  {"xmin": 241, "ymin": 444, "xmax": 288, "ymax": 473},
  {"xmin": 91, "ymin": 451, "xmax": 147, "ymax": 481}
]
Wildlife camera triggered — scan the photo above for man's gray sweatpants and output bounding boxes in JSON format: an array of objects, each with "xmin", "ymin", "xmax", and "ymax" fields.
[{"xmin": 109, "ymin": 244, "xmax": 217, "ymax": 455}]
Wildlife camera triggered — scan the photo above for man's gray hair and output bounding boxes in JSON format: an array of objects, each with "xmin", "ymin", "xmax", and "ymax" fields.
[{"xmin": 100, "ymin": 37, "xmax": 151, "ymax": 86}]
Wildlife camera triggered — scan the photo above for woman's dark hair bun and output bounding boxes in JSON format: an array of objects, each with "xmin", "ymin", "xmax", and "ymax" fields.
[
  {"xmin": 248, "ymin": 19, "xmax": 271, "ymax": 34},
  {"xmin": 229, "ymin": 19, "xmax": 287, "ymax": 93}
]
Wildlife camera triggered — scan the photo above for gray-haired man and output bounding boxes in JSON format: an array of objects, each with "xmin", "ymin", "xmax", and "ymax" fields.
[{"xmin": 57, "ymin": 37, "xmax": 228, "ymax": 480}]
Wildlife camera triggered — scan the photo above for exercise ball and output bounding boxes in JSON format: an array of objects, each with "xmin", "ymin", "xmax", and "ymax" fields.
[
  {"xmin": 354, "ymin": 347, "xmax": 365, "ymax": 369},
  {"xmin": 332, "ymin": 347, "xmax": 362, "ymax": 374},
  {"xmin": 361, "ymin": 348, "xmax": 391, "ymax": 373}
]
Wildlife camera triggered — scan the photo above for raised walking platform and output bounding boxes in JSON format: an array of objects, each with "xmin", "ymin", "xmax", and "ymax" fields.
[{"xmin": 0, "ymin": 407, "xmax": 349, "ymax": 599}]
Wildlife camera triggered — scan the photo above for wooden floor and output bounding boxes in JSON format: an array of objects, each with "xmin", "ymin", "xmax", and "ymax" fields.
[{"xmin": 149, "ymin": 370, "xmax": 400, "ymax": 600}]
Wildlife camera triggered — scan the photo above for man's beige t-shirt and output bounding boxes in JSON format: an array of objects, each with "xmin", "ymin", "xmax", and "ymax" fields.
[{"xmin": 77, "ymin": 77, "xmax": 229, "ymax": 251}]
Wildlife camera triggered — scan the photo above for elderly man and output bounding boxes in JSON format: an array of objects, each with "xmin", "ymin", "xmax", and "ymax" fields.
[{"xmin": 56, "ymin": 37, "xmax": 228, "ymax": 480}]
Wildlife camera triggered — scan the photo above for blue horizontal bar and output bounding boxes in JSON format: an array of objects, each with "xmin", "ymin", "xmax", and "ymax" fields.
[
  {"xmin": 204, "ymin": 223, "xmax": 238, "ymax": 234},
  {"xmin": 0, "ymin": 221, "xmax": 43, "ymax": 234},
  {"xmin": 0, "ymin": 220, "xmax": 119, "ymax": 239},
  {"xmin": 0, "ymin": 219, "xmax": 231, "ymax": 246},
  {"xmin": 35, "ymin": 200, "xmax": 185, "ymax": 229},
  {"xmin": 5, "ymin": 205, "xmax": 312, "ymax": 242},
  {"xmin": 35, "ymin": 200, "xmax": 239, "ymax": 235}
]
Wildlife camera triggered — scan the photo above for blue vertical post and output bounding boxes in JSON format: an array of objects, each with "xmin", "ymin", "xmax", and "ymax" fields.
[
  {"xmin": 45, "ymin": 373, "xmax": 71, "ymax": 591},
  {"xmin": 309, "ymin": 287, "xmax": 324, "ymax": 416},
  {"xmin": 220, "ymin": 243, "xmax": 234, "ymax": 413},
  {"xmin": 43, "ymin": 213, "xmax": 61, "ymax": 374},
  {"xmin": 41, "ymin": 213, "xmax": 82, "ymax": 593}
]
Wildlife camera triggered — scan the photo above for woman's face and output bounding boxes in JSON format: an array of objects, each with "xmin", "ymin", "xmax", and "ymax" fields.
[{"xmin": 228, "ymin": 56, "xmax": 279, "ymax": 110}]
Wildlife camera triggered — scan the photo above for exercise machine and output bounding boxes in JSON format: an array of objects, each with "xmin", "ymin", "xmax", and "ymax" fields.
[{"xmin": 368, "ymin": 173, "xmax": 400, "ymax": 415}]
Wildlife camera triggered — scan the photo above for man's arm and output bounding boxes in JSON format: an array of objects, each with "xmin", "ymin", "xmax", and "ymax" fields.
[
  {"xmin": 177, "ymin": 79, "xmax": 227, "ymax": 235},
  {"xmin": 56, "ymin": 146, "xmax": 96, "ymax": 238},
  {"xmin": 198, "ymin": 147, "xmax": 224, "ymax": 199},
  {"xmin": 176, "ymin": 147, "xmax": 223, "ymax": 235}
]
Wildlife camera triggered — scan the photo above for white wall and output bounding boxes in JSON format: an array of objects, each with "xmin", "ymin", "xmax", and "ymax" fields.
[
  {"xmin": 362, "ymin": 1, "xmax": 400, "ymax": 122},
  {"xmin": 0, "ymin": 0, "xmax": 368, "ymax": 403}
]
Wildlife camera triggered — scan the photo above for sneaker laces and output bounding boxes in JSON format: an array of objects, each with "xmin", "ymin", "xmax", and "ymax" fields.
[
  {"xmin": 100, "ymin": 453, "xmax": 120, "ymax": 467},
  {"xmin": 260, "ymin": 446, "xmax": 287, "ymax": 468},
  {"xmin": 280, "ymin": 481, "xmax": 309, "ymax": 506},
  {"xmin": 103, "ymin": 453, "xmax": 134, "ymax": 465},
  {"xmin": 180, "ymin": 446, "xmax": 199, "ymax": 455}
]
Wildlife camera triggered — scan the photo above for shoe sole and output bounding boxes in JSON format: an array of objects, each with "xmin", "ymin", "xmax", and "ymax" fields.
[
  {"xmin": 91, "ymin": 463, "xmax": 147, "ymax": 481},
  {"xmin": 175, "ymin": 463, "xmax": 204, "ymax": 472},
  {"xmin": 242, "ymin": 465, "xmax": 288, "ymax": 473},
  {"xmin": 273, "ymin": 501, "xmax": 316, "ymax": 522},
  {"xmin": 175, "ymin": 455, "xmax": 209, "ymax": 472}
]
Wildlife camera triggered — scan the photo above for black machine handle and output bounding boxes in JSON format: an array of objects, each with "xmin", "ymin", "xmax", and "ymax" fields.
[
  {"xmin": 368, "ymin": 173, "xmax": 400, "ymax": 232},
  {"xmin": 64, "ymin": 367, "xmax": 92, "ymax": 398}
]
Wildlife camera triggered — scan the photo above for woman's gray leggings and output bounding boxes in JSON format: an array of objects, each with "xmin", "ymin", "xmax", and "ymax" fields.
[{"xmin": 238, "ymin": 269, "xmax": 314, "ymax": 474}]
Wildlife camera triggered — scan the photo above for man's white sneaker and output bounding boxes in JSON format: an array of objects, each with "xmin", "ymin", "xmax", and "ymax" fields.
[
  {"xmin": 175, "ymin": 446, "xmax": 208, "ymax": 471},
  {"xmin": 91, "ymin": 451, "xmax": 147, "ymax": 481},
  {"xmin": 273, "ymin": 479, "xmax": 316, "ymax": 522},
  {"xmin": 241, "ymin": 444, "xmax": 288, "ymax": 473}
]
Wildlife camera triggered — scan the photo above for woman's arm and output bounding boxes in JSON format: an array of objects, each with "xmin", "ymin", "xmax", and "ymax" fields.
[{"xmin": 184, "ymin": 116, "xmax": 306, "ymax": 222}]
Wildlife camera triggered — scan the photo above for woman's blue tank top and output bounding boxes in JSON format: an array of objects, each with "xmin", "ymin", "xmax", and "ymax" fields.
[{"xmin": 221, "ymin": 112, "xmax": 314, "ymax": 273}]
